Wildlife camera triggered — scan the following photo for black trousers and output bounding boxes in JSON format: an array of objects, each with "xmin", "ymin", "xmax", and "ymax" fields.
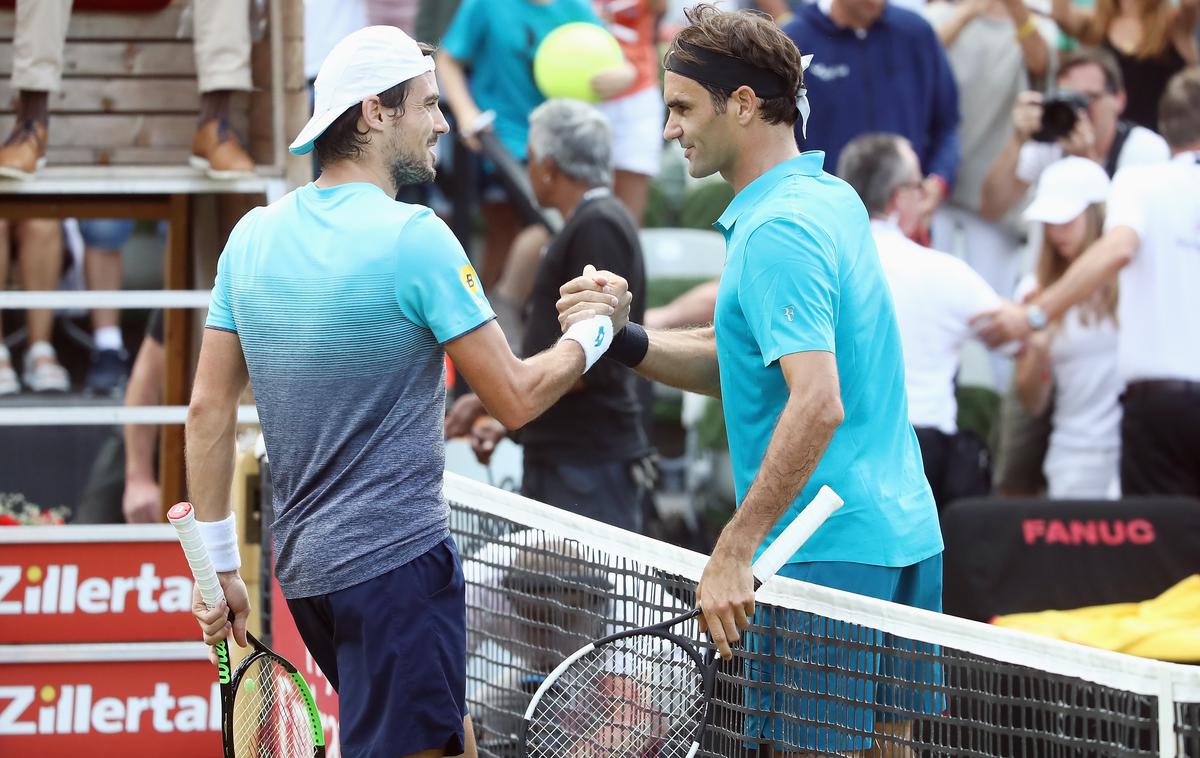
[
  {"xmin": 1121, "ymin": 381, "xmax": 1200, "ymax": 497},
  {"xmin": 522, "ymin": 458, "xmax": 646, "ymax": 533},
  {"xmin": 915, "ymin": 427, "xmax": 991, "ymax": 511}
]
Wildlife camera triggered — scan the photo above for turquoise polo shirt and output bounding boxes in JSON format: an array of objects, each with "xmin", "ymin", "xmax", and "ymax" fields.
[{"xmin": 713, "ymin": 152, "xmax": 941, "ymax": 568}]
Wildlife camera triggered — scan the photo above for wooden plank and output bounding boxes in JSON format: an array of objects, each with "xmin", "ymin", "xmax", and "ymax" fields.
[
  {"xmin": 0, "ymin": 77, "xmax": 200, "ymax": 113},
  {"xmin": 0, "ymin": 41, "xmax": 197, "ymax": 77},
  {"xmin": 42, "ymin": 146, "xmax": 189, "ymax": 165},
  {"xmin": 0, "ymin": 113, "xmax": 249, "ymax": 148},
  {"xmin": 0, "ymin": 7, "xmax": 190, "ymax": 42},
  {"xmin": 160, "ymin": 192, "xmax": 191, "ymax": 516},
  {"xmin": 0, "ymin": 196, "xmax": 172, "ymax": 220}
]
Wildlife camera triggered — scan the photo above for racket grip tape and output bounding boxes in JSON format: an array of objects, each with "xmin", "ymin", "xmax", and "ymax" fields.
[
  {"xmin": 167, "ymin": 502, "xmax": 226, "ymax": 610},
  {"xmin": 750, "ymin": 485, "xmax": 844, "ymax": 585}
]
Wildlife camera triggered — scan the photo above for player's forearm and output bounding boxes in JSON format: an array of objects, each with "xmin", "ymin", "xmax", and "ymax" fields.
[
  {"xmin": 716, "ymin": 385, "xmax": 843, "ymax": 560},
  {"xmin": 980, "ymin": 137, "xmax": 1027, "ymax": 221},
  {"xmin": 634, "ymin": 327, "xmax": 721, "ymax": 398},
  {"xmin": 490, "ymin": 342, "xmax": 587, "ymax": 429},
  {"xmin": 1034, "ymin": 228, "xmax": 1135, "ymax": 322},
  {"xmin": 184, "ymin": 402, "xmax": 239, "ymax": 522}
]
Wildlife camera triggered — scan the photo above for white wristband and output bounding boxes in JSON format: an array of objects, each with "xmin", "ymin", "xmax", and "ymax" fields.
[
  {"xmin": 559, "ymin": 314, "xmax": 614, "ymax": 372},
  {"xmin": 196, "ymin": 513, "xmax": 241, "ymax": 573}
]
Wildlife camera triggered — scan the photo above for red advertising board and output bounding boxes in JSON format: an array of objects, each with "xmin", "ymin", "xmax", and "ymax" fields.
[
  {"xmin": 270, "ymin": 573, "xmax": 342, "ymax": 756},
  {"xmin": 0, "ymin": 525, "xmax": 197, "ymax": 644},
  {"xmin": 0, "ymin": 646, "xmax": 222, "ymax": 757}
]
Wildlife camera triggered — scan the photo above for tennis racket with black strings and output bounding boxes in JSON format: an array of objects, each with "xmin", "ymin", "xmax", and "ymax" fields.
[
  {"xmin": 168, "ymin": 502, "xmax": 326, "ymax": 758},
  {"xmin": 520, "ymin": 485, "xmax": 844, "ymax": 757}
]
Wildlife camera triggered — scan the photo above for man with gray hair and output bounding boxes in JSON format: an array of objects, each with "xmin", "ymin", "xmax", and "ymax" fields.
[
  {"xmin": 451, "ymin": 98, "xmax": 653, "ymax": 530},
  {"xmin": 838, "ymin": 133, "xmax": 1023, "ymax": 508}
]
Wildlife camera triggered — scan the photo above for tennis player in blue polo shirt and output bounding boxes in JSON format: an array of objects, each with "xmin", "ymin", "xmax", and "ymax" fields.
[
  {"xmin": 559, "ymin": 5, "xmax": 942, "ymax": 754},
  {"xmin": 183, "ymin": 26, "xmax": 620, "ymax": 758}
]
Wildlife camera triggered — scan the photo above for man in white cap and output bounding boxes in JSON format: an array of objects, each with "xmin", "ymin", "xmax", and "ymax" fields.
[{"xmin": 183, "ymin": 26, "xmax": 622, "ymax": 757}]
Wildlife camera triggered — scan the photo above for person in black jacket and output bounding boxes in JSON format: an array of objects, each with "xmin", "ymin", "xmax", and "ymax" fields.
[{"xmin": 446, "ymin": 98, "xmax": 653, "ymax": 531}]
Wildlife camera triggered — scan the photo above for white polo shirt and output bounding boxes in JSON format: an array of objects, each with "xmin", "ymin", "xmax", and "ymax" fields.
[
  {"xmin": 873, "ymin": 220, "xmax": 1001, "ymax": 433},
  {"xmin": 1104, "ymin": 152, "xmax": 1200, "ymax": 384}
]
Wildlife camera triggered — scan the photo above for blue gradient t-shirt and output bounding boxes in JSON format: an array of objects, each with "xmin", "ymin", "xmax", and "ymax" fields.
[
  {"xmin": 207, "ymin": 182, "xmax": 494, "ymax": 598},
  {"xmin": 713, "ymin": 153, "xmax": 941, "ymax": 568}
]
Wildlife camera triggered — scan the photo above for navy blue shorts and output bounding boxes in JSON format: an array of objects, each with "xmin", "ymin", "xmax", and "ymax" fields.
[
  {"xmin": 744, "ymin": 554, "xmax": 946, "ymax": 753},
  {"xmin": 287, "ymin": 537, "xmax": 468, "ymax": 756}
]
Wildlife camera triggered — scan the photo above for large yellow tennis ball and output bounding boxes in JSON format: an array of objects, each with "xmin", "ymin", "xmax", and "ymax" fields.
[{"xmin": 534, "ymin": 23, "xmax": 625, "ymax": 103}]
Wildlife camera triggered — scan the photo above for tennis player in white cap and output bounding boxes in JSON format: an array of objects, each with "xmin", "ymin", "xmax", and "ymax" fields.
[{"xmin": 184, "ymin": 26, "xmax": 622, "ymax": 757}]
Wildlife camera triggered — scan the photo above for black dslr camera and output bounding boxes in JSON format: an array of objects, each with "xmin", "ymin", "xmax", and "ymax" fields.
[{"xmin": 1031, "ymin": 91, "xmax": 1092, "ymax": 142}]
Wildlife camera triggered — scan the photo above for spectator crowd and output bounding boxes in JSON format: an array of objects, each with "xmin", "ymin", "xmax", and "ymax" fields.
[{"xmin": 1, "ymin": 0, "xmax": 1198, "ymax": 530}]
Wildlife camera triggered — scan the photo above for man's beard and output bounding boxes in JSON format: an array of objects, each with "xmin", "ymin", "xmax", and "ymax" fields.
[{"xmin": 389, "ymin": 147, "xmax": 436, "ymax": 187}]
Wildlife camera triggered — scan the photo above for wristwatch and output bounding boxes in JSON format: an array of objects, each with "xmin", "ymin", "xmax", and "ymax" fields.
[{"xmin": 1025, "ymin": 304, "xmax": 1048, "ymax": 332}]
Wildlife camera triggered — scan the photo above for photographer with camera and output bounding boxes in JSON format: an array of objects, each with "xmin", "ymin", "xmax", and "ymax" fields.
[{"xmin": 980, "ymin": 48, "xmax": 1169, "ymax": 223}]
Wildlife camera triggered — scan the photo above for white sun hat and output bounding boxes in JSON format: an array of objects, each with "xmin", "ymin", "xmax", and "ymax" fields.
[
  {"xmin": 1024, "ymin": 157, "xmax": 1111, "ymax": 225},
  {"xmin": 289, "ymin": 25, "xmax": 435, "ymax": 156}
]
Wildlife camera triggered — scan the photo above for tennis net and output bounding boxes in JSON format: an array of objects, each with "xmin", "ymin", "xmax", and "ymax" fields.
[{"xmin": 445, "ymin": 472, "xmax": 1200, "ymax": 757}]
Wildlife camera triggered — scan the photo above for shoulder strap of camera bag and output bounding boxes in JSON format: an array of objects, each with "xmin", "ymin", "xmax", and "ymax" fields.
[{"xmin": 1105, "ymin": 120, "xmax": 1134, "ymax": 178}]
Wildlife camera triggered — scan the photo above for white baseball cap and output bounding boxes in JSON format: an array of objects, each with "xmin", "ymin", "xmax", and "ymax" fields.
[
  {"xmin": 289, "ymin": 26, "xmax": 435, "ymax": 156},
  {"xmin": 1024, "ymin": 157, "xmax": 1111, "ymax": 225}
]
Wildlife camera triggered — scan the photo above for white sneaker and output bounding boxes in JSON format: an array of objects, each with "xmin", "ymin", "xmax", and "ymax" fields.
[
  {"xmin": 22, "ymin": 342, "xmax": 70, "ymax": 393},
  {"xmin": 0, "ymin": 346, "xmax": 18, "ymax": 396}
]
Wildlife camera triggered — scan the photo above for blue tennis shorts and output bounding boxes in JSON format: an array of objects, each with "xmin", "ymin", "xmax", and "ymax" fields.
[
  {"xmin": 286, "ymin": 537, "xmax": 468, "ymax": 756},
  {"xmin": 743, "ymin": 553, "xmax": 945, "ymax": 753}
]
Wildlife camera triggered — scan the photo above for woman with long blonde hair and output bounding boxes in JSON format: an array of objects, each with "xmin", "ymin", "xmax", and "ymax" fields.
[
  {"xmin": 1015, "ymin": 158, "xmax": 1121, "ymax": 498},
  {"xmin": 1053, "ymin": 0, "xmax": 1199, "ymax": 131}
]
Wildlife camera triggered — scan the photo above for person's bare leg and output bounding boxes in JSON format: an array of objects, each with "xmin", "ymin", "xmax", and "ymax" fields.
[
  {"xmin": 85, "ymin": 246, "xmax": 122, "ymax": 333},
  {"xmin": 495, "ymin": 224, "xmax": 551, "ymax": 306},
  {"xmin": 866, "ymin": 719, "xmax": 915, "ymax": 758},
  {"xmin": 479, "ymin": 201, "xmax": 520, "ymax": 290},
  {"xmin": 449, "ymin": 714, "xmax": 478, "ymax": 758},
  {"xmin": 613, "ymin": 169, "xmax": 652, "ymax": 228},
  {"xmin": 16, "ymin": 219, "xmax": 62, "ymax": 347},
  {"xmin": 0, "ymin": 220, "xmax": 9, "ymax": 344}
]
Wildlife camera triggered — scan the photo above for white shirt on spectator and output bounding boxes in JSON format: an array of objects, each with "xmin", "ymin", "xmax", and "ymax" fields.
[
  {"xmin": 1016, "ymin": 125, "xmax": 1169, "ymax": 185},
  {"xmin": 1016, "ymin": 275, "xmax": 1121, "ymax": 453},
  {"xmin": 1103, "ymin": 152, "xmax": 1200, "ymax": 383},
  {"xmin": 873, "ymin": 220, "xmax": 1001, "ymax": 434},
  {"xmin": 304, "ymin": 0, "xmax": 368, "ymax": 81}
]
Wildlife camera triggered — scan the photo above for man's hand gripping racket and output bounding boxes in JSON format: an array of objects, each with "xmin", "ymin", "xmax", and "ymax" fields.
[
  {"xmin": 521, "ymin": 486, "xmax": 844, "ymax": 757},
  {"xmin": 169, "ymin": 502, "xmax": 326, "ymax": 758}
]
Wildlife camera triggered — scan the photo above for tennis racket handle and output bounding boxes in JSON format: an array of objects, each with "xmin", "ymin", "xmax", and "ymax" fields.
[
  {"xmin": 167, "ymin": 502, "xmax": 225, "ymax": 611},
  {"xmin": 751, "ymin": 486, "xmax": 844, "ymax": 584}
]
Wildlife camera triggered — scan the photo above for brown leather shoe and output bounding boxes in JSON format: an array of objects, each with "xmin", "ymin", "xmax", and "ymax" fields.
[
  {"xmin": 190, "ymin": 119, "xmax": 255, "ymax": 179},
  {"xmin": 0, "ymin": 120, "xmax": 48, "ymax": 181}
]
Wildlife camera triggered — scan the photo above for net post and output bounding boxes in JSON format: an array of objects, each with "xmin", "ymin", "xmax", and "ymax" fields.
[{"xmin": 1159, "ymin": 679, "xmax": 1178, "ymax": 758}]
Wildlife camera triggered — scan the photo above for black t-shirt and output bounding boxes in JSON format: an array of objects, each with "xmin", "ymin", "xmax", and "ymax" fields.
[{"xmin": 517, "ymin": 192, "xmax": 651, "ymax": 464}]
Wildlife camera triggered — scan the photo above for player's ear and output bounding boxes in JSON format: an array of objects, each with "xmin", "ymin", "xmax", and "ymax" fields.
[{"xmin": 360, "ymin": 95, "xmax": 385, "ymax": 132}]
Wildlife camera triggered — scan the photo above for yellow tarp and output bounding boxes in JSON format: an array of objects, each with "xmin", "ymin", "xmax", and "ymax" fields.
[{"xmin": 992, "ymin": 575, "xmax": 1200, "ymax": 662}]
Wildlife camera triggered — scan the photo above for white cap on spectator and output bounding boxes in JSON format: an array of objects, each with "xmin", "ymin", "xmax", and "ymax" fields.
[
  {"xmin": 289, "ymin": 26, "xmax": 435, "ymax": 156},
  {"xmin": 1024, "ymin": 157, "xmax": 1111, "ymax": 224}
]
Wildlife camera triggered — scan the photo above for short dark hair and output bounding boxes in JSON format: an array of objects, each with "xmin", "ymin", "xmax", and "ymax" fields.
[
  {"xmin": 1057, "ymin": 48, "xmax": 1124, "ymax": 94},
  {"xmin": 313, "ymin": 42, "xmax": 436, "ymax": 168},
  {"xmin": 836, "ymin": 133, "xmax": 913, "ymax": 217},
  {"xmin": 1159, "ymin": 67, "xmax": 1200, "ymax": 149},
  {"xmin": 665, "ymin": 3, "xmax": 805, "ymax": 126}
]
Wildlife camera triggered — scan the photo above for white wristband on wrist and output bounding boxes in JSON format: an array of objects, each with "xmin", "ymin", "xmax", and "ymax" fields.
[
  {"xmin": 559, "ymin": 314, "xmax": 614, "ymax": 372},
  {"xmin": 197, "ymin": 513, "xmax": 241, "ymax": 573}
]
